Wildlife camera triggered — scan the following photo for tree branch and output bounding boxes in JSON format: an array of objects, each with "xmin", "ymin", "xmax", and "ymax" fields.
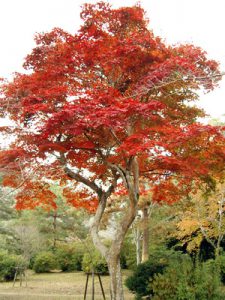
[
  {"xmin": 120, "ymin": 72, "xmax": 225, "ymax": 101},
  {"xmin": 64, "ymin": 166, "xmax": 102, "ymax": 197},
  {"xmin": 90, "ymin": 193, "xmax": 108, "ymax": 258}
]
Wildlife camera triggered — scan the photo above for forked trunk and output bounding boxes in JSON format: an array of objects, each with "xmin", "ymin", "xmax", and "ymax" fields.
[
  {"xmin": 90, "ymin": 162, "xmax": 138, "ymax": 299},
  {"xmin": 91, "ymin": 205, "xmax": 136, "ymax": 299}
]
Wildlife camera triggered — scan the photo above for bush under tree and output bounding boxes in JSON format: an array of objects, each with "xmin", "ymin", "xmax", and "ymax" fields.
[
  {"xmin": 33, "ymin": 251, "xmax": 58, "ymax": 273},
  {"xmin": 152, "ymin": 257, "xmax": 223, "ymax": 300},
  {"xmin": 56, "ymin": 243, "xmax": 84, "ymax": 272},
  {"xmin": 0, "ymin": 250, "xmax": 25, "ymax": 281},
  {"xmin": 125, "ymin": 247, "xmax": 176, "ymax": 299}
]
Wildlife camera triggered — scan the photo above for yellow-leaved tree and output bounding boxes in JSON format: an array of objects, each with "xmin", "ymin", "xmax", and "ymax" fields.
[{"xmin": 174, "ymin": 181, "xmax": 225, "ymax": 257}]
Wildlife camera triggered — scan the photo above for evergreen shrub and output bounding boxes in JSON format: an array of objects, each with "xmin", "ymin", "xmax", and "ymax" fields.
[
  {"xmin": 33, "ymin": 251, "xmax": 58, "ymax": 273},
  {"xmin": 152, "ymin": 257, "xmax": 223, "ymax": 300},
  {"xmin": 56, "ymin": 244, "xmax": 83, "ymax": 271},
  {"xmin": 0, "ymin": 251, "xmax": 24, "ymax": 281}
]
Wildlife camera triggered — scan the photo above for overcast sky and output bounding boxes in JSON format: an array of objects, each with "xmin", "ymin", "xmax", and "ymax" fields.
[{"xmin": 0, "ymin": 0, "xmax": 224, "ymax": 119}]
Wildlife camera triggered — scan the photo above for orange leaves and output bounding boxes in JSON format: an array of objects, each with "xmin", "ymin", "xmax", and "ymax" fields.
[
  {"xmin": 150, "ymin": 49, "xmax": 165, "ymax": 62},
  {"xmin": 63, "ymin": 187, "xmax": 98, "ymax": 213},
  {"xmin": 15, "ymin": 182, "xmax": 57, "ymax": 211},
  {"xmin": 152, "ymin": 179, "xmax": 192, "ymax": 204},
  {"xmin": 2, "ymin": 175, "xmax": 19, "ymax": 188}
]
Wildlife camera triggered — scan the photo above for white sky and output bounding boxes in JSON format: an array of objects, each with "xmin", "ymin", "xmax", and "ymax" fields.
[{"xmin": 0, "ymin": 0, "xmax": 225, "ymax": 119}]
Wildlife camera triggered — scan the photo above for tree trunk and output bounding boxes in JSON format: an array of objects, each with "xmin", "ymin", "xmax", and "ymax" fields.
[
  {"xmin": 90, "ymin": 160, "xmax": 139, "ymax": 299},
  {"xmin": 141, "ymin": 207, "xmax": 149, "ymax": 262},
  {"xmin": 91, "ymin": 199, "xmax": 137, "ymax": 298},
  {"xmin": 64, "ymin": 154, "xmax": 139, "ymax": 298},
  {"xmin": 108, "ymin": 255, "xmax": 124, "ymax": 300},
  {"xmin": 52, "ymin": 211, "xmax": 57, "ymax": 249},
  {"xmin": 133, "ymin": 226, "xmax": 141, "ymax": 265}
]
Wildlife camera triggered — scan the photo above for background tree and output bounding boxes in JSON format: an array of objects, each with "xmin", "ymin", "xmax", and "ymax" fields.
[
  {"xmin": 0, "ymin": 179, "xmax": 18, "ymax": 252},
  {"xmin": 174, "ymin": 180, "xmax": 225, "ymax": 258},
  {"xmin": 0, "ymin": 181, "xmax": 89, "ymax": 264},
  {"xmin": 0, "ymin": 2, "xmax": 225, "ymax": 299},
  {"xmin": 34, "ymin": 185, "xmax": 89, "ymax": 249}
]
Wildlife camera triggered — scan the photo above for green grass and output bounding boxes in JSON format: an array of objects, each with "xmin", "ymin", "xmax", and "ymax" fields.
[{"xmin": 0, "ymin": 270, "xmax": 134, "ymax": 299}]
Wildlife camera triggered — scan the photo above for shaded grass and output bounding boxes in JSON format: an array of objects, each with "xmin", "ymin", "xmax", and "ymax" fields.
[{"xmin": 0, "ymin": 270, "xmax": 134, "ymax": 299}]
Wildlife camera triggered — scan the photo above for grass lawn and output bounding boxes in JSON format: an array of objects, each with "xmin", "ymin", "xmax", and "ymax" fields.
[{"xmin": 0, "ymin": 270, "xmax": 134, "ymax": 299}]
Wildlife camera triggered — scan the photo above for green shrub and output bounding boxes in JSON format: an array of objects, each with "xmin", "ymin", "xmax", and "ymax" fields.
[
  {"xmin": 0, "ymin": 251, "xmax": 25, "ymax": 281},
  {"xmin": 152, "ymin": 255, "xmax": 194, "ymax": 300},
  {"xmin": 125, "ymin": 248, "xmax": 182, "ymax": 299},
  {"xmin": 56, "ymin": 244, "xmax": 83, "ymax": 272},
  {"xmin": 216, "ymin": 254, "xmax": 225, "ymax": 284},
  {"xmin": 120, "ymin": 253, "xmax": 127, "ymax": 269},
  {"xmin": 152, "ymin": 257, "xmax": 223, "ymax": 300},
  {"xmin": 33, "ymin": 251, "xmax": 58, "ymax": 273},
  {"xmin": 82, "ymin": 250, "xmax": 108, "ymax": 275},
  {"xmin": 125, "ymin": 259, "xmax": 167, "ymax": 299},
  {"xmin": 28, "ymin": 255, "xmax": 36, "ymax": 269},
  {"xmin": 121, "ymin": 238, "xmax": 136, "ymax": 270}
]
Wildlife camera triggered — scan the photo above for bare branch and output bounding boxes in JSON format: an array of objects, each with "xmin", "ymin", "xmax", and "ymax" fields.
[
  {"xmin": 64, "ymin": 166, "xmax": 102, "ymax": 197},
  {"xmin": 120, "ymin": 71, "xmax": 225, "ymax": 101}
]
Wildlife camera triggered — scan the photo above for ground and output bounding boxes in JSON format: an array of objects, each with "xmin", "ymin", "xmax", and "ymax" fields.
[{"xmin": 0, "ymin": 270, "xmax": 134, "ymax": 299}]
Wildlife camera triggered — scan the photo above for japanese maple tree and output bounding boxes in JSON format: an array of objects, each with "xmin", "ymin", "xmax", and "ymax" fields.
[{"xmin": 0, "ymin": 2, "xmax": 225, "ymax": 299}]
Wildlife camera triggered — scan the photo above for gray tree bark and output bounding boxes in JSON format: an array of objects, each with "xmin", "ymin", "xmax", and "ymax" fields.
[{"xmin": 141, "ymin": 207, "xmax": 149, "ymax": 262}]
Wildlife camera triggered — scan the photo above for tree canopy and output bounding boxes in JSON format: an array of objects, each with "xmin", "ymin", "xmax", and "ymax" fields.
[
  {"xmin": 0, "ymin": 2, "xmax": 224, "ymax": 298},
  {"xmin": 0, "ymin": 2, "xmax": 224, "ymax": 208}
]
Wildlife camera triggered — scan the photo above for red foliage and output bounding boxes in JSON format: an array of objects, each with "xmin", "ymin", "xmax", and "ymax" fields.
[
  {"xmin": 0, "ymin": 2, "xmax": 224, "ymax": 211},
  {"xmin": 15, "ymin": 182, "xmax": 57, "ymax": 210},
  {"xmin": 2, "ymin": 175, "xmax": 20, "ymax": 188},
  {"xmin": 151, "ymin": 179, "xmax": 192, "ymax": 204},
  {"xmin": 63, "ymin": 187, "xmax": 98, "ymax": 213},
  {"xmin": 0, "ymin": 149, "xmax": 24, "ymax": 169}
]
